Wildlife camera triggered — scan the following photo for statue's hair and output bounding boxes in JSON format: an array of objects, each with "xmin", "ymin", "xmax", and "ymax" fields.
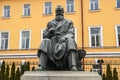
[{"xmin": 55, "ymin": 5, "xmax": 64, "ymax": 13}]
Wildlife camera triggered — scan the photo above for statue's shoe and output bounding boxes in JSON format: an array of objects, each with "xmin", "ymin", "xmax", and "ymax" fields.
[
  {"xmin": 71, "ymin": 66, "xmax": 78, "ymax": 71},
  {"xmin": 35, "ymin": 66, "xmax": 44, "ymax": 71}
]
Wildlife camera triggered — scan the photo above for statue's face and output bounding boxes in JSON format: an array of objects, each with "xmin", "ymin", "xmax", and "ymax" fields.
[
  {"xmin": 56, "ymin": 8, "xmax": 64, "ymax": 16},
  {"xmin": 55, "ymin": 6, "xmax": 64, "ymax": 21}
]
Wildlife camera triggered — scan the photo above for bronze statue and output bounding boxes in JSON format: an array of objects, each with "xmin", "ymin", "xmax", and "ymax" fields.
[{"xmin": 37, "ymin": 5, "xmax": 86, "ymax": 71}]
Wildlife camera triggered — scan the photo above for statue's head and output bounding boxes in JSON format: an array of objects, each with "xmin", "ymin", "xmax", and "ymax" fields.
[
  {"xmin": 55, "ymin": 5, "xmax": 64, "ymax": 21},
  {"xmin": 55, "ymin": 5, "xmax": 64, "ymax": 16}
]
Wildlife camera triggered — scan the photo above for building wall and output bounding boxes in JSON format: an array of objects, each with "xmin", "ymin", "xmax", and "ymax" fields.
[
  {"xmin": 83, "ymin": 0, "xmax": 120, "ymax": 52},
  {"xmin": 0, "ymin": 0, "xmax": 82, "ymax": 52},
  {"xmin": 1, "ymin": 1, "xmax": 120, "ymax": 51}
]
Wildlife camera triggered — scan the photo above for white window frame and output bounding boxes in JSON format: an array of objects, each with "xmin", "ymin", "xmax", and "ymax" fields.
[
  {"xmin": 44, "ymin": 2, "xmax": 52, "ymax": 14},
  {"xmin": 89, "ymin": 0, "xmax": 99, "ymax": 10},
  {"xmin": 22, "ymin": 4, "xmax": 31, "ymax": 16},
  {"xmin": 2, "ymin": 5, "xmax": 10, "ymax": 17},
  {"xmin": 115, "ymin": 25, "xmax": 120, "ymax": 47},
  {"xmin": 88, "ymin": 26, "xmax": 103, "ymax": 47},
  {"xmin": 0, "ymin": 31, "xmax": 10, "ymax": 50},
  {"xmin": 66, "ymin": 0, "xmax": 74, "ymax": 12},
  {"xmin": 19, "ymin": 30, "xmax": 31, "ymax": 49},
  {"xmin": 116, "ymin": 0, "xmax": 120, "ymax": 8}
]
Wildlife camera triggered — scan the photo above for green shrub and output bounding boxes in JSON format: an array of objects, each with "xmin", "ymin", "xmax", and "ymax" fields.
[
  {"xmin": 26, "ymin": 61, "xmax": 30, "ymax": 71},
  {"xmin": 106, "ymin": 64, "xmax": 112, "ymax": 80},
  {"xmin": 32, "ymin": 66, "xmax": 35, "ymax": 71},
  {"xmin": 1, "ymin": 61, "xmax": 5, "ymax": 80},
  {"xmin": 102, "ymin": 73, "xmax": 106, "ymax": 80},
  {"xmin": 10, "ymin": 62, "xmax": 15, "ymax": 80},
  {"xmin": 21, "ymin": 62, "xmax": 26, "ymax": 75},
  {"xmin": 113, "ymin": 68, "xmax": 119, "ymax": 80},
  {"xmin": 5, "ymin": 65, "xmax": 9, "ymax": 80},
  {"xmin": 15, "ymin": 67, "xmax": 21, "ymax": 80}
]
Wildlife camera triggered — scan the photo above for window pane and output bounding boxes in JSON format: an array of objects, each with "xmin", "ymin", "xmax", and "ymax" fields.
[
  {"xmin": 45, "ymin": 2, "xmax": 51, "ymax": 14},
  {"xmin": 28, "ymin": 9, "xmax": 30, "ymax": 15},
  {"xmin": 91, "ymin": 28, "xmax": 100, "ymax": 34},
  {"xmin": 4, "ymin": 6, "xmax": 10, "ymax": 17},
  {"xmin": 117, "ymin": 0, "xmax": 120, "ymax": 8},
  {"xmin": 45, "ymin": 2, "xmax": 51, "ymax": 6},
  {"xmin": 91, "ymin": 36, "xmax": 95, "ymax": 47},
  {"xmin": 91, "ymin": 0, "xmax": 98, "ymax": 2},
  {"xmin": 26, "ymin": 38, "xmax": 29, "ymax": 49},
  {"xmin": 24, "ymin": 4, "xmax": 30, "ymax": 8},
  {"xmin": 67, "ymin": 5, "xmax": 70, "ymax": 12},
  {"xmin": 67, "ymin": 0, "xmax": 74, "ymax": 12},
  {"xmin": 24, "ymin": 4, "xmax": 30, "ymax": 16},
  {"xmin": 90, "ymin": 0, "xmax": 98, "ymax": 10},
  {"xmin": 118, "ymin": 34, "xmax": 120, "ymax": 46},
  {"xmin": 0, "ymin": 32, "xmax": 9, "ymax": 49},
  {"xmin": 95, "ymin": 3, "xmax": 98, "ymax": 10},
  {"xmin": 21, "ymin": 31, "xmax": 30, "ymax": 49},
  {"xmin": 96, "ymin": 35, "xmax": 100, "ymax": 46},
  {"xmin": 117, "ymin": 27, "xmax": 120, "ymax": 34},
  {"xmin": 22, "ymin": 31, "xmax": 29, "ymax": 37},
  {"xmin": 4, "ymin": 6, "xmax": 10, "ymax": 10},
  {"xmin": 91, "ymin": 3, "xmax": 94, "ymax": 10},
  {"xmin": 7, "ymin": 11, "xmax": 10, "ymax": 16},
  {"xmin": 1, "ymin": 39, "xmax": 4, "ymax": 49},
  {"xmin": 45, "ymin": 8, "xmax": 47, "ymax": 14},
  {"xmin": 22, "ymin": 38, "xmax": 25, "ymax": 48},
  {"xmin": 67, "ymin": 0, "xmax": 73, "ymax": 4},
  {"xmin": 1, "ymin": 32, "xmax": 8, "ymax": 38},
  {"xmin": 71, "ymin": 5, "xmax": 74, "ymax": 12},
  {"xmin": 90, "ymin": 27, "xmax": 101, "ymax": 47},
  {"xmin": 49, "ymin": 7, "xmax": 51, "ymax": 13},
  {"xmin": 5, "ymin": 39, "xmax": 8, "ymax": 49}
]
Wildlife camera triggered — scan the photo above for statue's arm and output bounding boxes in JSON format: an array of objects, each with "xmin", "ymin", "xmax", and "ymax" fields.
[
  {"xmin": 43, "ymin": 29, "xmax": 50, "ymax": 39},
  {"xmin": 64, "ymin": 21, "xmax": 75, "ymax": 39},
  {"xmin": 43, "ymin": 22, "xmax": 55, "ymax": 39},
  {"xmin": 43, "ymin": 22, "xmax": 51, "ymax": 39}
]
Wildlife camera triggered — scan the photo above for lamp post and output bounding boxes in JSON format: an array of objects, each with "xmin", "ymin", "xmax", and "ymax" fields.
[
  {"xmin": 92, "ymin": 59, "xmax": 104, "ymax": 76},
  {"xmin": 97, "ymin": 59, "xmax": 104, "ymax": 76},
  {"xmin": 21, "ymin": 60, "xmax": 26, "ymax": 65},
  {"xmin": 20, "ymin": 60, "xmax": 26, "ymax": 73}
]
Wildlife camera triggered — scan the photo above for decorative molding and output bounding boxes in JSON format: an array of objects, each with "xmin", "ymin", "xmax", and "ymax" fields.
[
  {"xmin": 86, "ymin": 52, "xmax": 120, "ymax": 58},
  {"xmin": 0, "ymin": 52, "xmax": 120, "ymax": 58},
  {"xmin": 0, "ymin": 53, "xmax": 37, "ymax": 59}
]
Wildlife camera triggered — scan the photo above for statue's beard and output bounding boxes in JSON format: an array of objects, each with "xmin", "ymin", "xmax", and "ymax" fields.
[{"xmin": 55, "ymin": 15, "xmax": 64, "ymax": 21}]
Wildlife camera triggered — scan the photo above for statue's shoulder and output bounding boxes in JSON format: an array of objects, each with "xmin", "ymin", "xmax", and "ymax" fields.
[
  {"xmin": 64, "ymin": 18, "xmax": 73, "ymax": 23},
  {"xmin": 47, "ymin": 19, "xmax": 56, "ymax": 24},
  {"xmin": 47, "ymin": 20, "xmax": 52, "ymax": 24}
]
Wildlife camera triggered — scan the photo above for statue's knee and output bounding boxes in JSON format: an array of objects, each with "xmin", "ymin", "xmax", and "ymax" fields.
[
  {"xmin": 43, "ymin": 38, "xmax": 51, "ymax": 41},
  {"xmin": 67, "ymin": 38, "xmax": 74, "ymax": 42},
  {"xmin": 67, "ymin": 38, "xmax": 75, "ymax": 45},
  {"xmin": 42, "ymin": 38, "xmax": 51, "ymax": 43}
]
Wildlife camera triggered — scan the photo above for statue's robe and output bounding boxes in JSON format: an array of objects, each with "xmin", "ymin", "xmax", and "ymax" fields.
[{"xmin": 37, "ymin": 18, "xmax": 78, "ymax": 68}]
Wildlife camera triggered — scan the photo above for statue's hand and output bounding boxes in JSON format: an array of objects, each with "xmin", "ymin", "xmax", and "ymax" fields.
[
  {"xmin": 59, "ymin": 37, "xmax": 66, "ymax": 43},
  {"xmin": 49, "ymin": 28, "xmax": 55, "ymax": 34},
  {"xmin": 49, "ymin": 28, "xmax": 55, "ymax": 37}
]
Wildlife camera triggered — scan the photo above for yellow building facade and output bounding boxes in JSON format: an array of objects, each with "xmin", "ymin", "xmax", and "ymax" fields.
[{"xmin": 0, "ymin": 0, "xmax": 120, "ymax": 78}]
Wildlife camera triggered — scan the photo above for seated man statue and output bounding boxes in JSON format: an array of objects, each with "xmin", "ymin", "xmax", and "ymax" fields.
[{"xmin": 37, "ymin": 5, "xmax": 84, "ymax": 71}]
